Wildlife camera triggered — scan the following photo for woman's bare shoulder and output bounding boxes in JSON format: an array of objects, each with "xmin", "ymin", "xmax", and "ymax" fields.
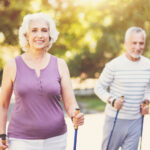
[
  {"xmin": 57, "ymin": 58, "xmax": 68, "ymax": 69},
  {"xmin": 4, "ymin": 58, "xmax": 16, "ymax": 82},
  {"xmin": 57, "ymin": 57, "xmax": 66, "ymax": 64},
  {"xmin": 57, "ymin": 58, "xmax": 69, "ymax": 77},
  {"xmin": 5, "ymin": 59, "xmax": 16, "ymax": 70}
]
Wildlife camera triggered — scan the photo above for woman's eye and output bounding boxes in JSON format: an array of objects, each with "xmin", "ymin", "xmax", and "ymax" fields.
[
  {"xmin": 42, "ymin": 29, "xmax": 48, "ymax": 32},
  {"xmin": 32, "ymin": 29, "xmax": 37, "ymax": 32}
]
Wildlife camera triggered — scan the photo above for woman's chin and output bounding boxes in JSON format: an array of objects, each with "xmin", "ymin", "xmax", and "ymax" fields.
[{"xmin": 33, "ymin": 46, "xmax": 47, "ymax": 51}]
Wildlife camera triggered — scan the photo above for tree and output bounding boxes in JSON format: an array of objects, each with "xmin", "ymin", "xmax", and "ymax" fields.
[{"xmin": 1, "ymin": 0, "xmax": 150, "ymax": 80}]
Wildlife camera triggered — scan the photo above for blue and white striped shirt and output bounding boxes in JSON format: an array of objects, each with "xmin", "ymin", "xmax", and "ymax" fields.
[{"xmin": 94, "ymin": 54, "xmax": 150, "ymax": 119}]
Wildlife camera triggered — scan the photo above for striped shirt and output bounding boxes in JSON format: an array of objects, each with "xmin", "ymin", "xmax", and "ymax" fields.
[{"xmin": 94, "ymin": 54, "xmax": 150, "ymax": 120}]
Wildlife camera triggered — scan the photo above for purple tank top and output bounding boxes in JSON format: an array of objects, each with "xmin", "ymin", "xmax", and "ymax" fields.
[{"xmin": 8, "ymin": 55, "xmax": 67, "ymax": 139}]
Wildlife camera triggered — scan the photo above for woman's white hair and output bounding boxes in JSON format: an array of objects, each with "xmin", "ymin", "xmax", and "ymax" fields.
[
  {"xmin": 19, "ymin": 12, "xmax": 59, "ymax": 51},
  {"xmin": 125, "ymin": 26, "xmax": 146, "ymax": 42}
]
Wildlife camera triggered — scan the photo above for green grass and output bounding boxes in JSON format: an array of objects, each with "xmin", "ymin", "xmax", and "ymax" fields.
[{"xmin": 76, "ymin": 95, "xmax": 106, "ymax": 112}]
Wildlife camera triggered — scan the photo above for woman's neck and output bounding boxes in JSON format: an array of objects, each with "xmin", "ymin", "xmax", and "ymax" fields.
[{"xmin": 25, "ymin": 49, "xmax": 47, "ymax": 61}]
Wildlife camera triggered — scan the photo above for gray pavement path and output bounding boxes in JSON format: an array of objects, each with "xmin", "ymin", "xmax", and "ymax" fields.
[
  {"xmin": 65, "ymin": 113, "xmax": 150, "ymax": 150},
  {"xmin": 65, "ymin": 113, "xmax": 103, "ymax": 150}
]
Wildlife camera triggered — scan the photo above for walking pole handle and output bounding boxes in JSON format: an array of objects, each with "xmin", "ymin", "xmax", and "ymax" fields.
[{"xmin": 74, "ymin": 108, "xmax": 80, "ymax": 130}]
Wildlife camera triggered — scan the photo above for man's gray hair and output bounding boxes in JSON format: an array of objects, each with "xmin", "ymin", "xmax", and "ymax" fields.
[{"xmin": 125, "ymin": 27, "xmax": 146, "ymax": 42}]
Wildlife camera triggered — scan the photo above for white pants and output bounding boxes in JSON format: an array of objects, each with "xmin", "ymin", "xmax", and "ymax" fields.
[{"xmin": 8, "ymin": 133, "xmax": 67, "ymax": 150}]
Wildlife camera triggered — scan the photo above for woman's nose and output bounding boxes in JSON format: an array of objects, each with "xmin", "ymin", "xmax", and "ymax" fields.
[{"xmin": 37, "ymin": 31, "xmax": 42, "ymax": 37}]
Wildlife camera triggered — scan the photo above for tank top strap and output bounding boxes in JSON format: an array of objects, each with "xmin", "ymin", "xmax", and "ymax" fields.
[
  {"xmin": 50, "ymin": 55, "xmax": 60, "ymax": 80},
  {"xmin": 50, "ymin": 55, "xmax": 57, "ymax": 66},
  {"xmin": 15, "ymin": 55, "xmax": 24, "ymax": 72}
]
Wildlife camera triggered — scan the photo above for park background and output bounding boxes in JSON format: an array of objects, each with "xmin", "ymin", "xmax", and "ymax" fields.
[
  {"xmin": 1, "ymin": 0, "xmax": 150, "ymax": 149},
  {"xmin": 1, "ymin": 0, "xmax": 150, "ymax": 112}
]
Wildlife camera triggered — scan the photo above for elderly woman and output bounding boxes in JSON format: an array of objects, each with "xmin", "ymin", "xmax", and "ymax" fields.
[{"xmin": 0, "ymin": 12, "xmax": 84, "ymax": 150}]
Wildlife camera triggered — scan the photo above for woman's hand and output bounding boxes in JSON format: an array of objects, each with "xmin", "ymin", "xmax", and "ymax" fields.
[
  {"xmin": 0, "ymin": 137, "xmax": 8, "ymax": 150},
  {"xmin": 72, "ymin": 111, "xmax": 84, "ymax": 128}
]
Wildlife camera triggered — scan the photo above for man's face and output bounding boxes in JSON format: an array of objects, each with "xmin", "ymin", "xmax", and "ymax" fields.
[{"xmin": 125, "ymin": 32, "xmax": 145, "ymax": 59}]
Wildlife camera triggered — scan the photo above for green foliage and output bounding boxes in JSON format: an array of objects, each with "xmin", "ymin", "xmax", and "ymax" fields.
[
  {"xmin": 76, "ymin": 95, "xmax": 106, "ymax": 112},
  {"xmin": 1, "ymin": 0, "xmax": 150, "ymax": 80},
  {"xmin": 0, "ymin": 0, "xmax": 32, "ymax": 45}
]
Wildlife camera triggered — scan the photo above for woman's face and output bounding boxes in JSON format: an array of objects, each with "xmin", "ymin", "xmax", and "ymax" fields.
[{"xmin": 26, "ymin": 18, "xmax": 50, "ymax": 51}]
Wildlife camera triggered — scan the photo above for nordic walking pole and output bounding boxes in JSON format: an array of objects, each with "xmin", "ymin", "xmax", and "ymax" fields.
[
  {"xmin": 106, "ymin": 110, "xmax": 119, "ymax": 150},
  {"xmin": 73, "ymin": 108, "xmax": 80, "ymax": 150},
  {"xmin": 106, "ymin": 96, "xmax": 124, "ymax": 150},
  {"xmin": 139, "ymin": 115, "xmax": 144, "ymax": 150},
  {"xmin": 139, "ymin": 101, "xmax": 147, "ymax": 150}
]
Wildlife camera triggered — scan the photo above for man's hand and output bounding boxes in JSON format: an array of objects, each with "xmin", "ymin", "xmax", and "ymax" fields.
[
  {"xmin": 140, "ymin": 100, "xmax": 149, "ymax": 115},
  {"xmin": 114, "ymin": 96, "xmax": 125, "ymax": 110}
]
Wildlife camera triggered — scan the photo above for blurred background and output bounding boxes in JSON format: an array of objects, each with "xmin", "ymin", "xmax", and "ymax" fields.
[{"xmin": 1, "ymin": 0, "xmax": 150, "ymax": 113}]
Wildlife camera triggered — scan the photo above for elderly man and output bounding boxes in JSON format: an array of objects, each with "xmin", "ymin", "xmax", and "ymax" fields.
[{"xmin": 94, "ymin": 27, "xmax": 150, "ymax": 150}]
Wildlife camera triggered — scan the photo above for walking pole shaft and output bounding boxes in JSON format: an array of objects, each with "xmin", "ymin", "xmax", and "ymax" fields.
[
  {"xmin": 106, "ymin": 110, "xmax": 119, "ymax": 150},
  {"xmin": 139, "ymin": 115, "xmax": 144, "ymax": 150},
  {"xmin": 74, "ymin": 129, "xmax": 78, "ymax": 150}
]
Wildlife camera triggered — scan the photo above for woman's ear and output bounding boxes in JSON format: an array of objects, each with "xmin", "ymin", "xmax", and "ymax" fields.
[
  {"xmin": 25, "ymin": 33, "xmax": 29, "ymax": 46},
  {"xmin": 49, "ymin": 36, "xmax": 51, "ymax": 41},
  {"xmin": 25, "ymin": 33, "xmax": 29, "ymax": 41}
]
